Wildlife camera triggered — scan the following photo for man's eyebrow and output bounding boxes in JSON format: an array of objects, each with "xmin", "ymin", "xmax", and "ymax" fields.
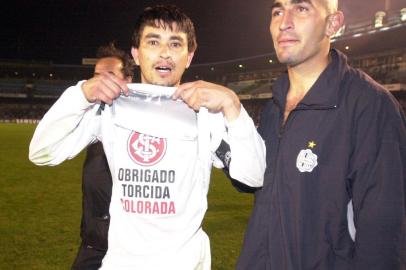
[
  {"xmin": 271, "ymin": 0, "xmax": 312, "ymax": 10},
  {"xmin": 144, "ymin": 33, "xmax": 161, "ymax": 39},
  {"xmin": 169, "ymin": 36, "xmax": 185, "ymax": 42},
  {"xmin": 94, "ymin": 71, "xmax": 115, "ymax": 76},
  {"xmin": 143, "ymin": 33, "xmax": 184, "ymax": 43},
  {"xmin": 292, "ymin": 0, "xmax": 312, "ymax": 4},
  {"xmin": 271, "ymin": 1, "xmax": 282, "ymax": 10}
]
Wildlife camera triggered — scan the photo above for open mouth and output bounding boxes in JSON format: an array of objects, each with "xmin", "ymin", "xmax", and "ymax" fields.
[{"xmin": 155, "ymin": 65, "xmax": 173, "ymax": 73}]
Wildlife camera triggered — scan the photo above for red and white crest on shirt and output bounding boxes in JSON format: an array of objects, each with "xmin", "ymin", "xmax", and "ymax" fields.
[{"xmin": 127, "ymin": 131, "xmax": 167, "ymax": 166}]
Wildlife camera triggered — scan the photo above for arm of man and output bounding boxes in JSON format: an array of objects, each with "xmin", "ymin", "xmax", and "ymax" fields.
[
  {"xmin": 29, "ymin": 72, "xmax": 128, "ymax": 166},
  {"xmin": 214, "ymin": 138, "xmax": 261, "ymax": 192},
  {"xmin": 350, "ymin": 92, "xmax": 406, "ymax": 269},
  {"xmin": 173, "ymin": 80, "xmax": 266, "ymax": 188}
]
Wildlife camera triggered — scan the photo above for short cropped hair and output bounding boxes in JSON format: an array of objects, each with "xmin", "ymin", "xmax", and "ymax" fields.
[
  {"xmin": 270, "ymin": 0, "xmax": 338, "ymax": 14},
  {"xmin": 96, "ymin": 43, "xmax": 134, "ymax": 78},
  {"xmin": 325, "ymin": 0, "xmax": 338, "ymax": 14},
  {"xmin": 131, "ymin": 4, "xmax": 197, "ymax": 53}
]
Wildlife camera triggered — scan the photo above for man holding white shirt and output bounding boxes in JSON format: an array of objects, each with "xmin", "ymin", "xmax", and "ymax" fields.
[{"xmin": 29, "ymin": 5, "xmax": 265, "ymax": 270}]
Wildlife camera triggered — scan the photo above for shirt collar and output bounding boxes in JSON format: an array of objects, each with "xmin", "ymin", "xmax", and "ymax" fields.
[{"xmin": 272, "ymin": 49, "xmax": 349, "ymax": 109}]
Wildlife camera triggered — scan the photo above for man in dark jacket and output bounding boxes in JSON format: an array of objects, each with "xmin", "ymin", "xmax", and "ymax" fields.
[
  {"xmin": 71, "ymin": 44, "xmax": 133, "ymax": 270},
  {"xmin": 236, "ymin": 0, "xmax": 406, "ymax": 269}
]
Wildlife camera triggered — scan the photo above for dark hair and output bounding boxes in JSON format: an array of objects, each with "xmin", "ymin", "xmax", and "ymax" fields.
[
  {"xmin": 96, "ymin": 43, "xmax": 134, "ymax": 78},
  {"xmin": 131, "ymin": 4, "xmax": 197, "ymax": 53}
]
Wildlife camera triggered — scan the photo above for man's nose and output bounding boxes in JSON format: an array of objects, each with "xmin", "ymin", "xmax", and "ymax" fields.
[
  {"xmin": 159, "ymin": 45, "xmax": 170, "ymax": 58},
  {"xmin": 279, "ymin": 10, "xmax": 294, "ymax": 31}
]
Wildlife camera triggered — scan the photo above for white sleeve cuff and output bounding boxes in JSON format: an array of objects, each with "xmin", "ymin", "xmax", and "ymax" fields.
[{"xmin": 225, "ymin": 105, "xmax": 254, "ymax": 138}]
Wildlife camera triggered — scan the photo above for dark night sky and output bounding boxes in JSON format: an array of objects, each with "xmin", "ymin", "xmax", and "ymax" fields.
[{"xmin": 1, "ymin": 0, "xmax": 405, "ymax": 65}]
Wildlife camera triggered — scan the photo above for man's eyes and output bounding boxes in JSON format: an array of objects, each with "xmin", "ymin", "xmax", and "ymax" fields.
[
  {"xmin": 296, "ymin": 5, "xmax": 309, "ymax": 13},
  {"xmin": 145, "ymin": 40, "xmax": 183, "ymax": 48},
  {"xmin": 271, "ymin": 5, "xmax": 309, "ymax": 17},
  {"xmin": 147, "ymin": 40, "xmax": 159, "ymax": 46},
  {"xmin": 272, "ymin": 9, "xmax": 283, "ymax": 17},
  {"xmin": 170, "ymin": 42, "xmax": 182, "ymax": 48}
]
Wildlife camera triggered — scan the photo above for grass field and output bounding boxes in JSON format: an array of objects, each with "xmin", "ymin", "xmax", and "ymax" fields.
[{"xmin": 0, "ymin": 123, "xmax": 254, "ymax": 270}]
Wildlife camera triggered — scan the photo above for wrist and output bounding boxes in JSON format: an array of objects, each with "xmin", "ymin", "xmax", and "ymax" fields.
[
  {"xmin": 81, "ymin": 81, "xmax": 96, "ymax": 103},
  {"xmin": 222, "ymin": 91, "xmax": 241, "ymax": 122}
]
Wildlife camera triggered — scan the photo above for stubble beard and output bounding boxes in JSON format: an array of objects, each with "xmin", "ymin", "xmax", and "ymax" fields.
[{"xmin": 276, "ymin": 49, "xmax": 303, "ymax": 67}]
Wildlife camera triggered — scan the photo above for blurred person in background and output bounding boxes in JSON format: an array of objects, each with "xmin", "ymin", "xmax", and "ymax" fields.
[{"xmin": 71, "ymin": 43, "xmax": 133, "ymax": 270}]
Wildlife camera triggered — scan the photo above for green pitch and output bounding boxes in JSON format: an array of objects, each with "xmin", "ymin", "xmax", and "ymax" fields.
[{"xmin": 0, "ymin": 123, "xmax": 254, "ymax": 270}]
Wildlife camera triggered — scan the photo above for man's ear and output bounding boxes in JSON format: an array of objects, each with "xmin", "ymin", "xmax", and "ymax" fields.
[
  {"xmin": 131, "ymin": 47, "xmax": 140, "ymax": 66},
  {"xmin": 185, "ymin": 51, "xmax": 195, "ymax": 69},
  {"xmin": 326, "ymin": 11, "xmax": 345, "ymax": 37}
]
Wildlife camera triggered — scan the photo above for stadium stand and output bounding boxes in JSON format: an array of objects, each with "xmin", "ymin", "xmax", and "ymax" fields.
[{"xmin": 1, "ymin": 7, "xmax": 405, "ymax": 124}]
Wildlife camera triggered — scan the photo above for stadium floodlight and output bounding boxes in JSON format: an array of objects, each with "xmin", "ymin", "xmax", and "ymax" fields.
[
  {"xmin": 374, "ymin": 11, "xmax": 386, "ymax": 28},
  {"xmin": 401, "ymin": 8, "xmax": 406, "ymax": 22}
]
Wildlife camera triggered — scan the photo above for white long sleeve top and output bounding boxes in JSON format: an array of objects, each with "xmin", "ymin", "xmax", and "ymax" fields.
[{"xmin": 29, "ymin": 82, "xmax": 266, "ymax": 270}]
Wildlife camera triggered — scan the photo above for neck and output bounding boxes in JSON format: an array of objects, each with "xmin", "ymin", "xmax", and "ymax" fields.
[
  {"xmin": 287, "ymin": 48, "xmax": 331, "ymax": 97},
  {"xmin": 140, "ymin": 79, "xmax": 180, "ymax": 87}
]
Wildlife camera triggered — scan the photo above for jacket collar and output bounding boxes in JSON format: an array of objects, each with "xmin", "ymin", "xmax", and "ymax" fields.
[{"xmin": 272, "ymin": 49, "xmax": 349, "ymax": 109}]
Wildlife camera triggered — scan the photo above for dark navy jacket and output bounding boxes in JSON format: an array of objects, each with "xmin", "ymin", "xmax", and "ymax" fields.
[
  {"xmin": 80, "ymin": 141, "xmax": 112, "ymax": 251},
  {"xmin": 237, "ymin": 50, "xmax": 406, "ymax": 270}
]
